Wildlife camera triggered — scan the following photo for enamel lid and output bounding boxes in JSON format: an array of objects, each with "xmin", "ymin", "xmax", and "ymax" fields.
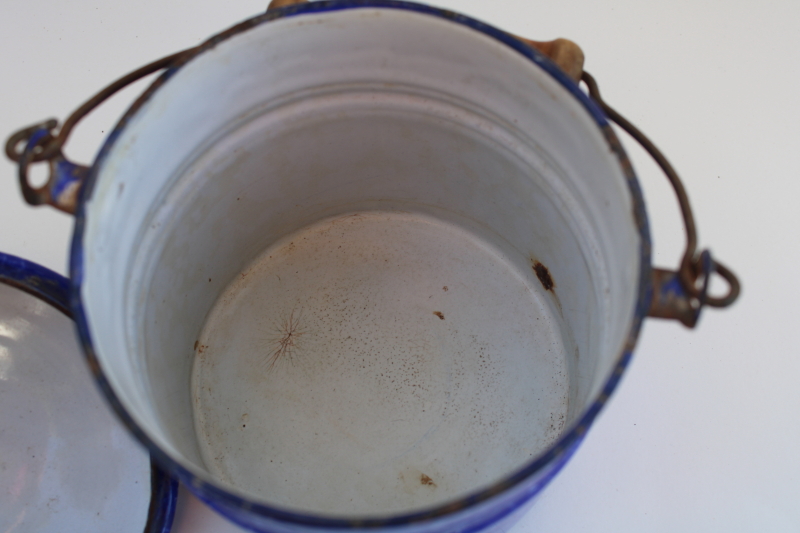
[{"xmin": 0, "ymin": 252, "xmax": 177, "ymax": 533}]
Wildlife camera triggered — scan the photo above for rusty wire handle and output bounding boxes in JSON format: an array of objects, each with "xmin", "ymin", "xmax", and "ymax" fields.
[
  {"xmin": 3, "ymin": 5, "xmax": 739, "ymax": 312},
  {"xmin": 5, "ymin": 47, "xmax": 200, "ymax": 214},
  {"xmin": 581, "ymin": 71, "xmax": 740, "ymax": 309},
  {"xmin": 5, "ymin": 50, "xmax": 195, "ymax": 166}
]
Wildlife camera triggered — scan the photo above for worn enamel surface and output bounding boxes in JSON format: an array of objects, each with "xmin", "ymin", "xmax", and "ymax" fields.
[{"xmin": 73, "ymin": 2, "xmax": 648, "ymax": 531}]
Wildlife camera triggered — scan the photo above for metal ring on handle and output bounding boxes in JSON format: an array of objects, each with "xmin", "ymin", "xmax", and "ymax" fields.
[{"xmin": 15, "ymin": 124, "xmax": 56, "ymax": 206}]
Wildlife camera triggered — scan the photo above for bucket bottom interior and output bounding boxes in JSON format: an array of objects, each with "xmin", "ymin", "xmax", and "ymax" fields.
[{"xmin": 191, "ymin": 210, "xmax": 569, "ymax": 515}]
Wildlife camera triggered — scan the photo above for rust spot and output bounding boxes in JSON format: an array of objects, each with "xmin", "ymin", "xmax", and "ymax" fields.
[
  {"xmin": 194, "ymin": 341, "xmax": 199, "ymax": 350},
  {"xmin": 208, "ymin": 278, "xmax": 211, "ymax": 283},
  {"xmin": 198, "ymin": 345, "xmax": 206, "ymax": 354},
  {"xmin": 532, "ymin": 261, "xmax": 554, "ymax": 291},
  {"xmin": 420, "ymin": 474, "xmax": 436, "ymax": 487},
  {"xmin": 433, "ymin": 311, "xmax": 445, "ymax": 320},
  {"xmin": 442, "ymin": 286, "xmax": 448, "ymax": 292}
]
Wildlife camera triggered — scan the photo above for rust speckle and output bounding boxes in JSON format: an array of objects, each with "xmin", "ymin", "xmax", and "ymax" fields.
[
  {"xmin": 194, "ymin": 341, "xmax": 199, "ymax": 350},
  {"xmin": 532, "ymin": 261, "xmax": 554, "ymax": 291},
  {"xmin": 198, "ymin": 344, "xmax": 206, "ymax": 354},
  {"xmin": 433, "ymin": 311, "xmax": 445, "ymax": 320},
  {"xmin": 420, "ymin": 474, "xmax": 436, "ymax": 487},
  {"xmin": 442, "ymin": 286, "xmax": 448, "ymax": 292},
  {"xmin": 208, "ymin": 278, "xmax": 212, "ymax": 283}
]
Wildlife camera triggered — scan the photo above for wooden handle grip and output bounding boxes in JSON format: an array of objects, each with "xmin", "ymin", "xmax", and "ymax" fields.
[{"xmin": 513, "ymin": 37, "xmax": 585, "ymax": 82}]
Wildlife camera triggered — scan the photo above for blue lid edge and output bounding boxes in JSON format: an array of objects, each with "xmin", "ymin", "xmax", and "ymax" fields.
[{"xmin": 0, "ymin": 252, "xmax": 71, "ymax": 318}]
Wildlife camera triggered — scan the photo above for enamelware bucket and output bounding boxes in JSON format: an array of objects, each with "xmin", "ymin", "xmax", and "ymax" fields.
[{"xmin": 5, "ymin": 1, "xmax": 739, "ymax": 531}]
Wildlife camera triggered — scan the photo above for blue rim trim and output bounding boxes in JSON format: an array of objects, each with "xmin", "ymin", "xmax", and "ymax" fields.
[
  {"xmin": 0, "ymin": 251, "xmax": 179, "ymax": 533},
  {"xmin": 69, "ymin": 0, "xmax": 652, "ymax": 529}
]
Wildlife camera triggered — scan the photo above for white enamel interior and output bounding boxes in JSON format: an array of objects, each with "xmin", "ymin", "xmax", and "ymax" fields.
[
  {"xmin": 0, "ymin": 284, "xmax": 151, "ymax": 532},
  {"xmin": 81, "ymin": 8, "xmax": 641, "ymax": 517}
]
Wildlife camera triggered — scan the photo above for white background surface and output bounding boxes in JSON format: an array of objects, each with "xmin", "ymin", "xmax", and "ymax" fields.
[{"xmin": 1, "ymin": 1, "xmax": 798, "ymax": 532}]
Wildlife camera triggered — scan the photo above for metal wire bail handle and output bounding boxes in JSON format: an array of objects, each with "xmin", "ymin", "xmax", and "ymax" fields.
[
  {"xmin": 580, "ymin": 71, "xmax": 740, "ymax": 326},
  {"xmin": 4, "ymin": 49, "xmax": 197, "ymax": 214},
  {"xmin": 4, "ymin": 11, "xmax": 739, "ymax": 326}
]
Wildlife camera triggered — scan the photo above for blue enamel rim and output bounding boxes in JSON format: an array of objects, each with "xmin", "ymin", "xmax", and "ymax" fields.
[
  {"xmin": 69, "ymin": 0, "xmax": 652, "ymax": 529},
  {"xmin": 0, "ymin": 252, "xmax": 179, "ymax": 533}
]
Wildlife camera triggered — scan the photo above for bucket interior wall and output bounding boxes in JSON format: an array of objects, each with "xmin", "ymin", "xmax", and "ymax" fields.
[{"xmin": 80, "ymin": 7, "xmax": 641, "ymax": 517}]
